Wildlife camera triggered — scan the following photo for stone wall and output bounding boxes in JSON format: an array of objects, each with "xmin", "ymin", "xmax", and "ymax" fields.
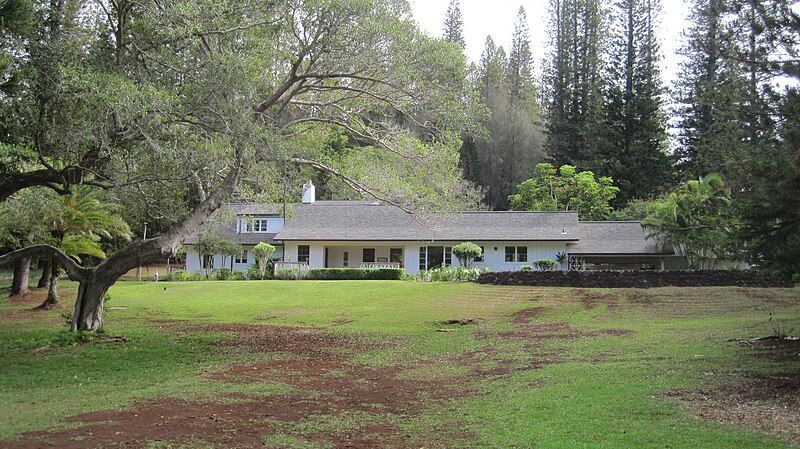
[{"xmin": 476, "ymin": 270, "xmax": 793, "ymax": 288}]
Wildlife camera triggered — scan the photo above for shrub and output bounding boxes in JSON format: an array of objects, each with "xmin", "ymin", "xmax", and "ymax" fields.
[
  {"xmin": 533, "ymin": 259, "xmax": 557, "ymax": 271},
  {"xmin": 212, "ymin": 268, "xmax": 232, "ymax": 280},
  {"xmin": 245, "ymin": 263, "xmax": 263, "ymax": 280},
  {"xmin": 229, "ymin": 271, "xmax": 245, "ymax": 280},
  {"xmin": 274, "ymin": 267, "xmax": 300, "ymax": 280},
  {"xmin": 304, "ymin": 268, "xmax": 406, "ymax": 280},
  {"xmin": 452, "ymin": 242, "xmax": 483, "ymax": 267},
  {"xmin": 163, "ymin": 269, "xmax": 204, "ymax": 281},
  {"xmin": 416, "ymin": 266, "xmax": 487, "ymax": 282},
  {"xmin": 520, "ymin": 265, "xmax": 533, "ymax": 271}
]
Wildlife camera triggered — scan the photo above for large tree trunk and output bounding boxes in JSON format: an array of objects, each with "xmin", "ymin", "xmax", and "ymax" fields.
[
  {"xmin": 71, "ymin": 274, "xmax": 113, "ymax": 332},
  {"xmin": 37, "ymin": 257, "xmax": 51, "ymax": 288},
  {"xmin": 10, "ymin": 257, "xmax": 31, "ymax": 297},
  {"xmin": 39, "ymin": 262, "xmax": 61, "ymax": 309}
]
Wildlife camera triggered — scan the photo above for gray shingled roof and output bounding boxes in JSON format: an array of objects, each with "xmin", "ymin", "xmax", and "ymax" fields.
[
  {"xmin": 184, "ymin": 202, "xmax": 672, "ymax": 256},
  {"xmin": 567, "ymin": 222, "xmax": 672, "ymax": 255},
  {"xmin": 274, "ymin": 201, "xmax": 581, "ymax": 241},
  {"xmin": 183, "ymin": 204, "xmax": 282, "ymax": 245}
]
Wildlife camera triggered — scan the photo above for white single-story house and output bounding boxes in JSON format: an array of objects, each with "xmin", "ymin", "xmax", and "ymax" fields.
[{"xmin": 185, "ymin": 182, "xmax": 684, "ymax": 275}]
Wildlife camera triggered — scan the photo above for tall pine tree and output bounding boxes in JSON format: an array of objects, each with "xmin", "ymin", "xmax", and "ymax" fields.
[
  {"xmin": 673, "ymin": 0, "xmax": 750, "ymax": 189},
  {"xmin": 602, "ymin": 0, "xmax": 674, "ymax": 205},
  {"xmin": 442, "ymin": 0, "xmax": 465, "ymax": 48},
  {"xmin": 467, "ymin": 33, "xmax": 545, "ymax": 210},
  {"xmin": 544, "ymin": 0, "xmax": 606, "ymax": 173}
]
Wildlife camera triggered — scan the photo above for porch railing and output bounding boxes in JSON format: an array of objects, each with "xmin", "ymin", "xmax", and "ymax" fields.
[{"xmin": 273, "ymin": 261, "xmax": 310, "ymax": 279}]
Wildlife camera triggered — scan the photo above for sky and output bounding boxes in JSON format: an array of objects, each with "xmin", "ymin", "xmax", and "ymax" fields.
[{"xmin": 409, "ymin": 0, "xmax": 691, "ymax": 85}]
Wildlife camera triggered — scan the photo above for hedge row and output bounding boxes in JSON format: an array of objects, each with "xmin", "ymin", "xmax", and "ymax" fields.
[
  {"xmin": 303, "ymin": 268, "xmax": 406, "ymax": 280},
  {"xmin": 476, "ymin": 270, "xmax": 793, "ymax": 288}
]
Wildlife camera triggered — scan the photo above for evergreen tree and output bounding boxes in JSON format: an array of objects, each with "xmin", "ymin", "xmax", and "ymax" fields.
[
  {"xmin": 470, "ymin": 35, "xmax": 545, "ymax": 209},
  {"xmin": 673, "ymin": 0, "xmax": 750, "ymax": 188},
  {"xmin": 442, "ymin": 0, "xmax": 465, "ymax": 48},
  {"xmin": 602, "ymin": 0, "xmax": 674, "ymax": 205},
  {"xmin": 544, "ymin": 0, "xmax": 606, "ymax": 173},
  {"xmin": 507, "ymin": 7, "xmax": 537, "ymax": 112}
]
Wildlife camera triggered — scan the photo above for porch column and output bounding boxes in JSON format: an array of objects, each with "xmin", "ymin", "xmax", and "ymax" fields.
[{"xmin": 659, "ymin": 257, "xmax": 665, "ymax": 271}]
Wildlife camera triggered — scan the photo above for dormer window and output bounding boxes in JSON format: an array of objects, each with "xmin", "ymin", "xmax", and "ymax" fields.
[
  {"xmin": 239, "ymin": 216, "xmax": 283, "ymax": 233},
  {"xmin": 251, "ymin": 218, "xmax": 269, "ymax": 232}
]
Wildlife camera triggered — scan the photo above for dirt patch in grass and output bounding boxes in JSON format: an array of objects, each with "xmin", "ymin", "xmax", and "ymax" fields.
[
  {"xmin": 665, "ymin": 371, "xmax": 800, "ymax": 446},
  {"xmin": 577, "ymin": 290, "xmax": 619, "ymax": 310},
  {"xmin": 489, "ymin": 307, "xmax": 634, "ymax": 342},
  {"xmin": 468, "ymin": 307, "xmax": 634, "ymax": 378},
  {"xmin": 4, "ymin": 323, "xmax": 472, "ymax": 449},
  {"xmin": 0, "ymin": 287, "xmax": 73, "ymax": 322}
]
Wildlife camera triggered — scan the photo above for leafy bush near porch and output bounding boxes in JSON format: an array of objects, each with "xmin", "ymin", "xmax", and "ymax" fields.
[
  {"xmin": 245, "ymin": 260, "xmax": 275, "ymax": 280},
  {"xmin": 274, "ymin": 268, "xmax": 300, "ymax": 280},
  {"xmin": 162, "ymin": 269, "xmax": 204, "ymax": 281},
  {"xmin": 304, "ymin": 268, "xmax": 406, "ymax": 280},
  {"xmin": 416, "ymin": 266, "xmax": 488, "ymax": 282}
]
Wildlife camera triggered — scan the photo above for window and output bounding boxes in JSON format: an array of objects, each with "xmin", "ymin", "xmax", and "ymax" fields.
[
  {"xmin": 419, "ymin": 247, "xmax": 427, "ymax": 271},
  {"xmin": 298, "ymin": 245, "xmax": 310, "ymax": 263},
  {"xmin": 517, "ymin": 246, "xmax": 527, "ymax": 262},
  {"xmin": 475, "ymin": 246, "xmax": 484, "ymax": 263},
  {"xmin": 362, "ymin": 248, "xmax": 375, "ymax": 263},
  {"xmin": 505, "ymin": 246, "xmax": 515, "ymax": 262},
  {"xmin": 235, "ymin": 251, "xmax": 248, "ymax": 264},
  {"xmin": 390, "ymin": 248, "xmax": 403, "ymax": 266},
  {"xmin": 243, "ymin": 217, "xmax": 275, "ymax": 233},
  {"xmin": 343, "ymin": 251, "xmax": 349, "ymax": 267},
  {"xmin": 505, "ymin": 246, "xmax": 528, "ymax": 262},
  {"xmin": 444, "ymin": 246, "xmax": 452, "ymax": 266}
]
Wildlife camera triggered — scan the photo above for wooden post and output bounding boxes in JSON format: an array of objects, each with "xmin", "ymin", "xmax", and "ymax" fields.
[{"xmin": 136, "ymin": 223, "xmax": 147, "ymax": 281}]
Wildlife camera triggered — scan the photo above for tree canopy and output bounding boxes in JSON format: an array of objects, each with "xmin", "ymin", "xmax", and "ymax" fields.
[
  {"xmin": 643, "ymin": 174, "xmax": 739, "ymax": 269},
  {"xmin": 508, "ymin": 163, "xmax": 619, "ymax": 220}
]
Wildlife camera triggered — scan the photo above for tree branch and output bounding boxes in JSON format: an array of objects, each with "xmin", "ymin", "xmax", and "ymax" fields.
[
  {"xmin": 0, "ymin": 245, "xmax": 90, "ymax": 281},
  {"xmin": 290, "ymin": 157, "xmax": 414, "ymax": 215}
]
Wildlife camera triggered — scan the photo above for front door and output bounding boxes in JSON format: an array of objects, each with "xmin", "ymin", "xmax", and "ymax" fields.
[{"xmin": 427, "ymin": 246, "xmax": 444, "ymax": 269}]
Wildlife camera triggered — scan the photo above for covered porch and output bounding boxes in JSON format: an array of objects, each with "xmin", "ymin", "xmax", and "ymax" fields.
[{"xmin": 283, "ymin": 241, "xmax": 414, "ymax": 271}]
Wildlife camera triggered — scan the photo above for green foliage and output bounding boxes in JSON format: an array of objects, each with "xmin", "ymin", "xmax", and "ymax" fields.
[
  {"xmin": 643, "ymin": 174, "xmax": 739, "ymax": 269},
  {"xmin": 245, "ymin": 263, "xmax": 270, "ymax": 280},
  {"xmin": 533, "ymin": 259, "xmax": 557, "ymax": 271},
  {"xmin": 212, "ymin": 269, "xmax": 232, "ymax": 281},
  {"xmin": 508, "ymin": 163, "xmax": 619, "ymax": 220},
  {"xmin": 452, "ymin": 242, "xmax": 482, "ymax": 267},
  {"xmin": 163, "ymin": 269, "xmax": 204, "ymax": 282},
  {"xmin": 274, "ymin": 268, "xmax": 300, "ymax": 280},
  {"xmin": 610, "ymin": 199, "xmax": 653, "ymax": 221},
  {"xmin": 304, "ymin": 268, "xmax": 406, "ymax": 281},
  {"xmin": 415, "ymin": 266, "xmax": 488, "ymax": 282}
]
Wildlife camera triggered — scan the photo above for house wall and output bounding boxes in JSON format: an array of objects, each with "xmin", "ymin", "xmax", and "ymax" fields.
[
  {"xmin": 282, "ymin": 240, "xmax": 569, "ymax": 274},
  {"xmin": 185, "ymin": 244, "xmax": 284, "ymax": 274}
]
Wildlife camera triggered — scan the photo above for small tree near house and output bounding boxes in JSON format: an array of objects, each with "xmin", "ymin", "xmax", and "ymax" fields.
[
  {"xmin": 196, "ymin": 233, "xmax": 227, "ymax": 279},
  {"xmin": 452, "ymin": 242, "xmax": 482, "ymax": 267},
  {"xmin": 252, "ymin": 242, "xmax": 276, "ymax": 279}
]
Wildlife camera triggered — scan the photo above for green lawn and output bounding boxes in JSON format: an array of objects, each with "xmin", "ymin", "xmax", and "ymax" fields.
[{"xmin": 0, "ymin": 280, "xmax": 798, "ymax": 448}]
